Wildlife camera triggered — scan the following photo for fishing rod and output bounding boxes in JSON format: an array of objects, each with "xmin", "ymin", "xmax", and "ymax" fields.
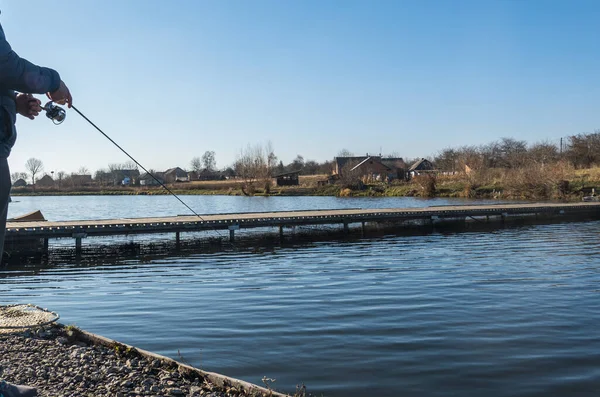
[{"xmin": 40, "ymin": 101, "xmax": 222, "ymax": 233}]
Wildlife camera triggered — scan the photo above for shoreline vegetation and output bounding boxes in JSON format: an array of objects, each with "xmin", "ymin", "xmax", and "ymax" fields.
[{"xmin": 10, "ymin": 165, "xmax": 600, "ymax": 202}]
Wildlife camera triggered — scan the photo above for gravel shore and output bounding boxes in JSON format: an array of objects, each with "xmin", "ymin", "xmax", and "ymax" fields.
[{"xmin": 0, "ymin": 325, "xmax": 285, "ymax": 397}]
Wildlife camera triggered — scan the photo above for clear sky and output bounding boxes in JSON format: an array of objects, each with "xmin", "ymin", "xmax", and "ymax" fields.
[{"xmin": 2, "ymin": 0, "xmax": 600, "ymax": 175}]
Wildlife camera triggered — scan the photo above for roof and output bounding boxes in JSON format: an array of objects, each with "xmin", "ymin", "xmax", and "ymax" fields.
[
  {"xmin": 140, "ymin": 172, "xmax": 165, "ymax": 180},
  {"xmin": 275, "ymin": 170, "xmax": 302, "ymax": 177},
  {"xmin": 164, "ymin": 167, "xmax": 188, "ymax": 176},
  {"xmin": 335, "ymin": 156, "xmax": 372, "ymax": 170},
  {"xmin": 409, "ymin": 158, "xmax": 433, "ymax": 172},
  {"xmin": 381, "ymin": 157, "xmax": 406, "ymax": 169},
  {"xmin": 350, "ymin": 157, "xmax": 391, "ymax": 172}
]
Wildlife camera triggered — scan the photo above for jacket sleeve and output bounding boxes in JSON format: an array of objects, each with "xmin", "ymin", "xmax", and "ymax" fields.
[{"xmin": 0, "ymin": 24, "xmax": 61, "ymax": 94}]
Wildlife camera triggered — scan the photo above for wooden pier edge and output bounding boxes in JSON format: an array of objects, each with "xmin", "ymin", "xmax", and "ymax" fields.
[
  {"xmin": 71, "ymin": 324, "xmax": 291, "ymax": 397},
  {"xmin": 6, "ymin": 203, "xmax": 600, "ymax": 254}
]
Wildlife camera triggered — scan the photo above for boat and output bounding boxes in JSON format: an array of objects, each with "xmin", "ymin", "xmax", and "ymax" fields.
[{"xmin": 8, "ymin": 210, "xmax": 46, "ymax": 222}]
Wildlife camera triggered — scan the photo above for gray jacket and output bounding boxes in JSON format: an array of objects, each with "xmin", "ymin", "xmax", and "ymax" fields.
[{"xmin": 0, "ymin": 21, "xmax": 61, "ymax": 158}]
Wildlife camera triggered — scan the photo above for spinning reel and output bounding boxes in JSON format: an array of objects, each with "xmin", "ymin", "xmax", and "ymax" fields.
[{"xmin": 41, "ymin": 101, "xmax": 66, "ymax": 124}]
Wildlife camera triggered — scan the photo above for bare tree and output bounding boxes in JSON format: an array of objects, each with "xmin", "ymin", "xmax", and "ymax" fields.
[
  {"xmin": 78, "ymin": 166, "xmax": 90, "ymax": 175},
  {"xmin": 190, "ymin": 157, "xmax": 202, "ymax": 174},
  {"xmin": 565, "ymin": 131, "xmax": 600, "ymax": 168},
  {"xmin": 10, "ymin": 172, "xmax": 28, "ymax": 183},
  {"xmin": 289, "ymin": 155, "xmax": 305, "ymax": 171},
  {"xmin": 528, "ymin": 141, "xmax": 559, "ymax": 166},
  {"xmin": 266, "ymin": 141, "xmax": 277, "ymax": 174},
  {"xmin": 434, "ymin": 148, "xmax": 460, "ymax": 172},
  {"xmin": 94, "ymin": 168, "xmax": 111, "ymax": 186},
  {"xmin": 234, "ymin": 142, "xmax": 276, "ymax": 194},
  {"xmin": 25, "ymin": 158, "xmax": 43, "ymax": 185},
  {"xmin": 338, "ymin": 162, "xmax": 362, "ymax": 189},
  {"xmin": 108, "ymin": 163, "xmax": 127, "ymax": 185},
  {"xmin": 122, "ymin": 161, "xmax": 138, "ymax": 170},
  {"xmin": 337, "ymin": 149, "xmax": 354, "ymax": 157},
  {"xmin": 499, "ymin": 137, "xmax": 528, "ymax": 168},
  {"xmin": 201, "ymin": 151, "xmax": 216, "ymax": 172}
]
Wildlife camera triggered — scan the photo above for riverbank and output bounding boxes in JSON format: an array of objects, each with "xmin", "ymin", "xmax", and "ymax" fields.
[
  {"xmin": 0, "ymin": 324, "xmax": 291, "ymax": 397},
  {"xmin": 10, "ymin": 168, "xmax": 600, "ymax": 202}
]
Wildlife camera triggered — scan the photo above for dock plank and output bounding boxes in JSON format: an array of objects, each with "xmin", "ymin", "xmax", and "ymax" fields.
[{"xmin": 6, "ymin": 202, "xmax": 600, "ymax": 241}]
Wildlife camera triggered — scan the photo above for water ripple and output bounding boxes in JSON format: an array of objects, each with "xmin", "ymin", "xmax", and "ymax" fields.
[{"xmin": 2, "ymin": 213, "xmax": 600, "ymax": 396}]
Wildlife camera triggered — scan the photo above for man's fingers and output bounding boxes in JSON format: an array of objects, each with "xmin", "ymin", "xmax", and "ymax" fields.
[{"xmin": 66, "ymin": 91, "xmax": 73, "ymax": 108}]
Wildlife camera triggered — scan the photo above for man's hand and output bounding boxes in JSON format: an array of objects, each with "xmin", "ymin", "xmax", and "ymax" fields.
[
  {"xmin": 16, "ymin": 93, "xmax": 41, "ymax": 120},
  {"xmin": 46, "ymin": 80, "xmax": 72, "ymax": 108}
]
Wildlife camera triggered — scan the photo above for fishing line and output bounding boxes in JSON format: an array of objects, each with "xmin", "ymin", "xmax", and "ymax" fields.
[
  {"xmin": 70, "ymin": 105, "xmax": 204, "ymax": 219},
  {"xmin": 41, "ymin": 101, "xmax": 236, "ymax": 244}
]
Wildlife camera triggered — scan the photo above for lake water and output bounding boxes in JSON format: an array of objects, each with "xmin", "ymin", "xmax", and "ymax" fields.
[{"xmin": 2, "ymin": 195, "xmax": 600, "ymax": 396}]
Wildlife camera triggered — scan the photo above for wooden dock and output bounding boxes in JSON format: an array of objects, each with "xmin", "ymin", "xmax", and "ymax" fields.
[{"xmin": 6, "ymin": 202, "xmax": 600, "ymax": 253}]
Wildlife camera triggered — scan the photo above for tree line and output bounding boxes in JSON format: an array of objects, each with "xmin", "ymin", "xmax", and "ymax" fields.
[
  {"xmin": 10, "ymin": 146, "xmax": 338, "ymax": 188},
  {"xmin": 433, "ymin": 132, "xmax": 600, "ymax": 172}
]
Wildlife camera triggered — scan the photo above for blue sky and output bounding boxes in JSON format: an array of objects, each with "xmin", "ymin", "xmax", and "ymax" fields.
[{"xmin": 3, "ymin": 0, "xmax": 600, "ymax": 174}]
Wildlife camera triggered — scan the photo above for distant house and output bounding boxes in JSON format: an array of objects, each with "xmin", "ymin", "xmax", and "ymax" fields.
[
  {"xmin": 13, "ymin": 178, "xmax": 27, "ymax": 187},
  {"xmin": 334, "ymin": 156, "xmax": 369, "ymax": 176},
  {"xmin": 71, "ymin": 174, "xmax": 93, "ymax": 186},
  {"xmin": 381, "ymin": 157, "xmax": 407, "ymax": 180},
  {"xmin": 110, "ymin": 169, "xmax": 140, "ymax": 185},
  {"xmin": 121, "ymin": 169, "xmax": 140, "ymax": 185},
  {"xmin": 408, "ymin": 159, "xmax": 435, "ymax": 178},
  {"xmin": 139, "ymin": 172, "xmax": 165, "ymax": 186},
  {"xmin": 334, "ymin": 155, "xmax": 406, "ymax": 181},
  {"xmin": 350, "ymin": 157, "xmax": 391, "ymax": 182},
  {"xmin": 187, "ymin": 170, "xmax": 198, "ymax": 181},
  {"xmin": 275, "ymin": 170, "xmax": 301, "ymax": 186},
  {"xmin": 164, "ymin": 167, "xmax": 189, "ymax": 183},
  {"xmin": 36, "ymin": 174, "xmax": 55, "ymax": 187},
  {"xmin": 197, "ymin": 168, "xmax": 222, "ymax": 181}
]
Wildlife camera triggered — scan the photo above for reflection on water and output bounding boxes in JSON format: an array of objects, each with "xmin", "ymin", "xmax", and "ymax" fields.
[{"xmin": 2, "ymin": 196, "xmax": 600, "ymax": 396}]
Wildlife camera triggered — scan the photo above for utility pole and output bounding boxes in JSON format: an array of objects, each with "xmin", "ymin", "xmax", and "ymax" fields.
[{"xmin": 560, "ymin": 137, "xmax": 563, "ymax": 155}]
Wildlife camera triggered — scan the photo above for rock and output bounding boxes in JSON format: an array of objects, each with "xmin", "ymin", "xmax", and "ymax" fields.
[{"xmin": 0, "ymin": 325, "xmax": 252, "ymax": 397}]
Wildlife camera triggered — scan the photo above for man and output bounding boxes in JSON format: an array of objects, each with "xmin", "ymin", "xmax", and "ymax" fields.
[{"xmin": 0, "ymin": 15, "xmax": 72, "ymax": 397}]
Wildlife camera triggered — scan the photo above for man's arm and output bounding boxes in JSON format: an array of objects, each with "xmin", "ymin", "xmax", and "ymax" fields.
[{"xmin": 0, "ymin": 25, "xmax": 60, "ymax": 94}]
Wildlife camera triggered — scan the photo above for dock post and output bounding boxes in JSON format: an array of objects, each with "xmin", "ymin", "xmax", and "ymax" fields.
[
  {"xmin": 72, "ymin": 232, "xmax": 87, "ymax": 256},
  {"xmin": 75, "ymin": 237, "xmax": 82, "ymax": 255},
  {"xmin": 43, "ymin": 238, "xmax": 49, "ymax": 252},
  {"xmin": 361, "ymin": 222, "xmax": 366, "ymax": 237},
  {"xmin": 228, "ymin": 224, "xmax": 239, "ymax": 243},
  {"xmin": 501, "ymin": 213, "xmax": 508, "ymax": 224},
  {"xmin": 175, "ymin": 232, "xmax": 180, "ymax": 249},
  {"xmin": 343, "ymin": 221, "xmax": 349, "ymax": 234},
  {"xmin": 279, "ymin": 226, "xmax": 284, "ymax": 241}
]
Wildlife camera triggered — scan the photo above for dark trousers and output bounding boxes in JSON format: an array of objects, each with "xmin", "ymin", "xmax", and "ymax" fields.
[{"xmin": 0, "ymin": 157, "xmax": 10, "ymax": 264}]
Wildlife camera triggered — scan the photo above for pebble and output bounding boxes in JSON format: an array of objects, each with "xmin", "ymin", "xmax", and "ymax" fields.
[{"xmin": 0, "ymin": 325, "xmax": 274, "ymax": 397}]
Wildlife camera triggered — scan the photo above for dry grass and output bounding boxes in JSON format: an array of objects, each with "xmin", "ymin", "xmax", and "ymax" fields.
[
  {"xmin": 412, "ymin": 174, "xmax": 437, "ymax": 197},
  {"xmin": 298, "ymin": 174, "xmax": 328, "ymax": 187}
]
